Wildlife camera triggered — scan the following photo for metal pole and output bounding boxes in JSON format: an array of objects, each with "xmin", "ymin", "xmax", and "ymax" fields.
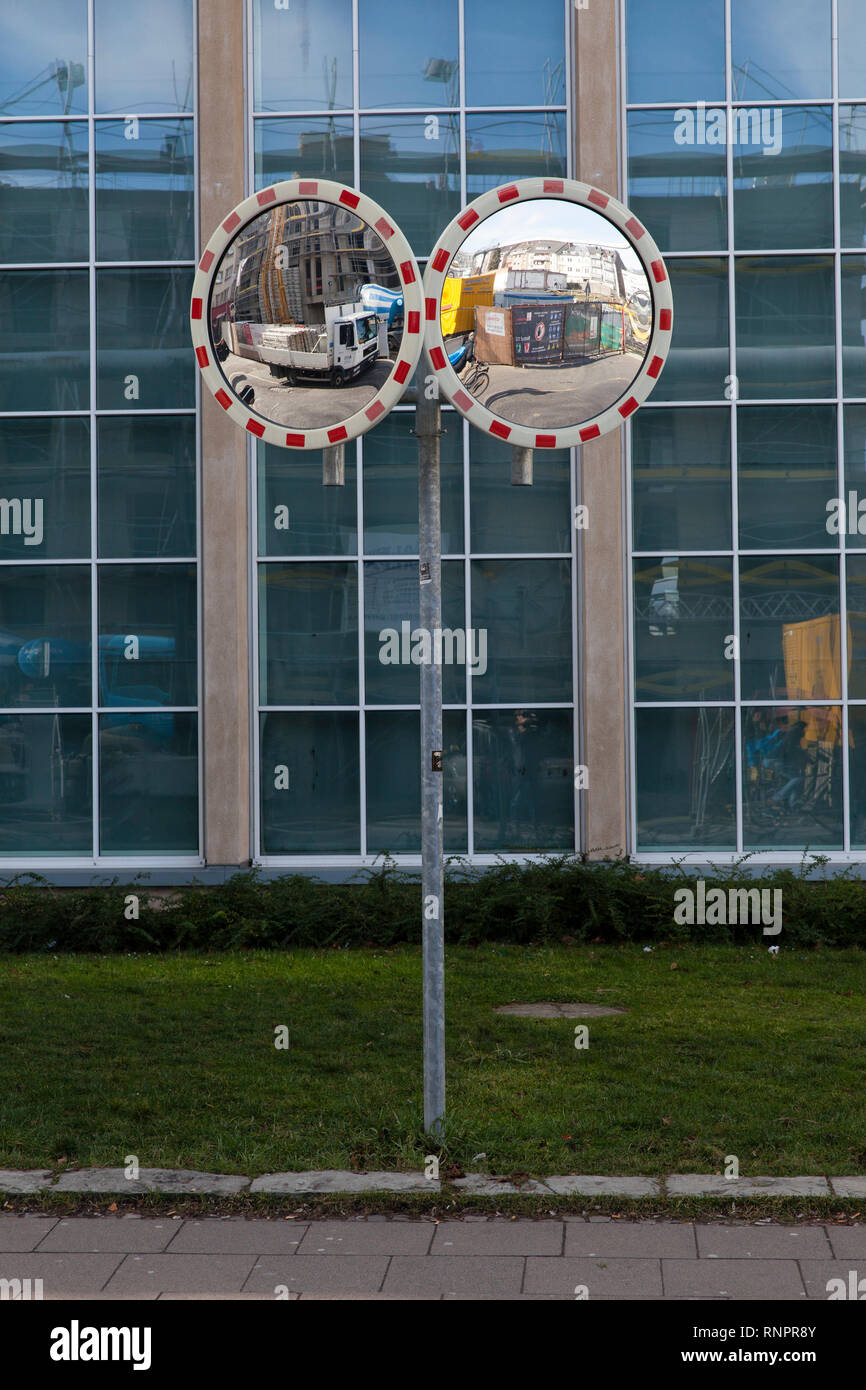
[
  {"xmin": 511, "ymin": 446, "xmax": 533, "ymax": 486},
  {"xmin": 415, "ymin": 388, "xmax": 445, "ymax": 1138},
  {"xmin": 322, "ymin": 443, "xmax": 345, "ymax": 486}
]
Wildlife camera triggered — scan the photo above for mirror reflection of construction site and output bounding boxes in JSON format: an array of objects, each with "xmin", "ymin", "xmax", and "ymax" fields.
[
  {"xmin": 442, "ymin": 201, "xmax": 652, "ymax": 429},
  {"xmin": 209, "ymin": 199, "xmax": 404, "ymax": 429}
]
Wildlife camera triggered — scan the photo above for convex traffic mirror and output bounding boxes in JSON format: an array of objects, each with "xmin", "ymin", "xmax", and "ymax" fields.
[
  {"xmin": 191, "ymin": 180, "xmax": 423, "ymax": 449},
  {"xmin": 423, "ymin": 178, "xmax": 673, "ymax": 449}
]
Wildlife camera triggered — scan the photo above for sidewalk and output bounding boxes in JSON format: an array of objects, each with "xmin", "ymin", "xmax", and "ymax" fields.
[{"xmin": 1, "ymin": 1214, "xmax": 861, "ymax": 1300}]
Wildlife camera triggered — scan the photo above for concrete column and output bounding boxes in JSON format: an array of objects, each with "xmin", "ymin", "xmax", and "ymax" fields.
[
  {"xmin": 574, "ymin": 1, "xmax": 629, "ymax": 858},
  {"xmin": 198, "ymin": 1, "xmax": 250, "ymax": 865}
]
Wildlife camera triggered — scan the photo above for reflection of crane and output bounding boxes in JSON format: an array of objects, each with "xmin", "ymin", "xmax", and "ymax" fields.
[
  {"xmin": 424, "ymin": 57, "xmax": 460, "ymax": 190},
  {"xmin": 0, "ymin": 60, "xmax": 87, "ymax": 214},
  {"xmin": 0, "ymin": 59, "xmax": 85, "ymax": 115},
  {"xmin": 541, "ymin": 58, "xmax": 565, "ymax": 169}
]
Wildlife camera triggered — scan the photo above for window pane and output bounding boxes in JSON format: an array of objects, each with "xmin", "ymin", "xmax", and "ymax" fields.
[
  {"xmin": 0, "ymin": 122, "xmax": 88, "ymax": 262},
  {"xmin": 0, "ymin": 1, "xmax": 87, "ymax": 115},
  {"xmin": 260, "ymin": 711, "xmax": 359, "ymax": 853},
  {"xmin": 735, "ymin": 258, "xmax": 835, "ymax": 399},
  {"xmin": 839, "ymin": 1, "xmax": 866, "ymax": 100},
  {"xmin": 98, "ymin": 416, "xmax": 196, "ymax": 558},
  {"xmin": 653, "ymin": 259, "xmax": 728, "ymax": 402},
  {"xmin": 0, "ymin": 271, "xmax": 89, "ymax": 411},
  {"xmin": 470, "ymin": 434, "xmax": 570, "ymax": 554},
  {"xmin": 0, "ymin": 566, "xmax": 90, "ymax": 708},
  {"xmin": 257, "ymin": 440, "xmax": 357, "ymax": 557},
  {"xmin": 99, "ymin": 712, "xmax": 198, "ymax": 854},
  {"xmin": 849, "ymin": 707, "xmax": 866, "ymax": 846},
  {"xmin": 359, "ymin": 0, "xmax": 458, "ymax": 108},
  {"xmin": 842, "ymin": 257, "xmax": 866, "ymax": 398},
  {"xmin": 631, "ymin": 408, "xmax": 732, "ymax": 552},
  {"xmin": 626, "ymin": 110, "xmax": 727, "ymax": 254},
  {"xmin": 252, "ymin": 0, "xmax": 353, "ymax": 112},
  {"xmin": 0, "ymin": 714, "xmax": 91, "ymax": 854},
  {"xmin": 366, "ymin": 710, "xmax": 467, "ymax": 853},
  {"xmin": 95, "ymin": 119, "xmax": 194, "ymax": 261},
  {"xmin": 733, "ymin": 107, "xmax": 833, "ymax": 251},
  {"xmin": 94, "ymin": 0, "xmax": 193, "ymax": 113},
  {"xmin": 743, "ymin": 704, "xmax": 841, "ymax": 848},
  {"xmin": 96, "ymin": 268, "xmax": 195, "ymax": 409},
  {"xmin": 846, "ymin": 557, "xmax": 866, "ymax": 697},
  {"xmin": 472, "ymin": 709, "xmax": 573, "ymax": 852},
  {"xmin": 844, "ymin": 406, "xmax": 866, "ymax": 549},
  {"xmin": 633, "ymin": 557, "xmax": 734, "ymax": 701},
  {"xmin": 465, "ymin": 0, "xmax": 564, "ymax": 107},
  {"xmin": 840, "ymin": 107, "xmax": 866, "ymax": 250},
  {"xmin": 737, "ymin": 406, "xmax": 837, "ymax": 549},
  {"xmin": 359, "ymin": 115, "xmax": 460, "ymax": 259},
  {"xmin": 466, "ymin": 113, "xmax": 567, "ymax": 199},
  {"xmin": 739, "ymin": 555, "xmax": 840, "ymax": 701},
  {"xmin": 0, "ymin": 418, "xmax": 90, "ymax": 559},
  {"xmin": 98, "ymin": 563, "xmax": 197, "ymax": 707},
  {"xmin": 253, "ymin": 117, "xmax": 355, "ymax": 188},
  {"xmin": 364, "ymin": 560, "xmax": 465, "ymax": 705},
  {"xmin": 470, "ymin": 559, "xmax": 571, "ymax": 703},
  {"xmin": 625, "ymin": 0, "xmax": 725, "ymax": 104},
  {"xmin": 363, "ymin": 411, "xmax": 463, "ymax": 555},
  {"xmin": 731, "ymin": 0, "xmax": 831, "ymax": 101},
  {"xmin": 259, "ymin": 562, "xmax": 358, "ymax": 705},
  {"xmin": 635, "ymin": 706, "xmax": 735, "ymax": 850}
]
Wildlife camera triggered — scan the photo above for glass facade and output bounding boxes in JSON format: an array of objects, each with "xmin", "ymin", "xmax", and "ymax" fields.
[
  {"xmin": 0, "ymin": 0, "xmax": 199, "ymax": 861},
  {"xmin": 626, "ymin": 0, "xmax": 864, "ymax": 856},
  {"xmin": 5, "ymin": 0, "xmax": 863, "ymax": 869},
  {"xmin": 250, "ymin": 0, "xmax": 574, "ymax": 860}
]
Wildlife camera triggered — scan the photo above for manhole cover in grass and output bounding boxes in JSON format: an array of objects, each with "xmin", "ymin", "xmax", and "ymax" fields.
[{"xmin": 493, "ymin": 1003, "xmax": 626, "ymax": 1018}]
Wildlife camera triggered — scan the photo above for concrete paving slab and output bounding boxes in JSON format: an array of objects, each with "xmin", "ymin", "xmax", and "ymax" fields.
[
  {"xmin": 545, "ymin": 1175, "xmax": 661, "ymax": 1197},
  {"xmin": 0, "ymin": 1216, "xmax": 58, "ymax": 1251},
  {"xmin": 829, "ymin": 1177, "xmax": 866, "ymax": 1198},
  {"xmin": 52, "ymin": 1168, "xmax": 249, "ymax": 1194},
  {"xmin": 0, "ymin": 1254, "xmax": 123, "ymax": 1294},
  {"xmin": 382, "ymin": 1256, "xmax": 525, "ymax": 1297},
  {"xmin": 249, "ymin": 1170, "xmax": 436, "ymax": 1193},
  {"xmin": 104, "ymin": 1253, "xmax": 257, "ymax": 1295},
  {"xmin": 160, "ymin": 1292, "xmax": 293, "ymax": 1300},
  {"xmin": 525, "ymin": 1256, "xmax": 662, "ymax": 1297},
  {"xmin": 695, "ymin": 1224, "xmax": 833, "ymax": 1259},
  {"xmin": 450, "ymin": 1175, "xmax": 551, "ymax": 1195},
  {"xmin": 296, "ymin": 1221, "xmax": 434, "ymax": 1256},
  {"xmin": 38, "ymin": 1217, "xmax": 177, "ymax": 1254},
  {"xmin": 45, "ymin": 1292, "xmax": 161, "ymax": 1301},
  {"xmin": 824, "ymin": 1225, "xmax": 866, "ymax": 1259},
  {"xmin": 0, "ymin": 1170, "xmax": 52, "ymax": 1193},
  {"xmin": 666, "ymin": 1174, "xmax": 830, "ymax": 1197},
  {"xmin": 431, "ymin": 1219, "xmax": 563, "ymax": 1256},
  {"xmin": 166, "ymin": 1219, "xmax": 309, "ymax": 1255},
  {"xmin": 298, "ymin": 1292, "xmax": 431, "ymax": 1300},
  {"xmin": 243, "ymin": 1255, "xmax": 389, "ymax": 1295},
  {"xmin": 662, "ymin": 1258, "xmax": 807, "ymax": 1299},
  {"xmin": 564, "ymin": 1220, "xmax": 696, "ymax": 1258},
  {"xmin": 798, "ymin": 1260, "xmax": 863, "ymax": 1299}
]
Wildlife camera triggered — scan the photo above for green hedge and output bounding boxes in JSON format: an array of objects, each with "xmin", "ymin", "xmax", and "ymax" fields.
[{"xmin": 0, "ymin": 855, "xmax": 864, "ymax": 951}]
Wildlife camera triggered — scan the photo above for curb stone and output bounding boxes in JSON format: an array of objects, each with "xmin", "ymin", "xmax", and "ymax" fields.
[
  {"xmin": 665, "ymin": 1175, "xmax": 831, "ymax": 1198},
  {"xmin": 51, "ymin": 1169, "xmax": 250, "ymax": 1194},
  {"xmin": 0, "ymin": 1169, "xmax": 53, "ymax": 1193},
  {"xmin": 0, "ymin": 1169, "xmax": 856, "ymax": 1198}
]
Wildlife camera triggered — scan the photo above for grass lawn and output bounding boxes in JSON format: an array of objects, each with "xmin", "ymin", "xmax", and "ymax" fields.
[{"xmin": 0, "ymin": 944, "xmax": 863, "ymax": 1178}]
